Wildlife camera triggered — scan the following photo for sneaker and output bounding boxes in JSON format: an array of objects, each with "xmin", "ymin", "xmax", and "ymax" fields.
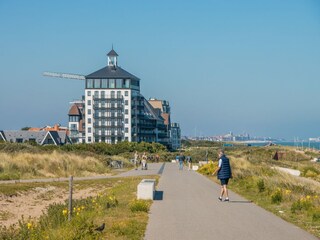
[
  {"xmin": 224, "ymin": 198, "xmax": 229, "ymax": 202},
  {"xmin": 218, "ymin": 197, "xmax": 222, "ymax": 201}
]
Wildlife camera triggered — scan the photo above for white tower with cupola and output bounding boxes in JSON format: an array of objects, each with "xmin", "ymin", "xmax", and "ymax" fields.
[{"xmin": 107, "ymin": 47, "xmax": 118, "ymax": 67}]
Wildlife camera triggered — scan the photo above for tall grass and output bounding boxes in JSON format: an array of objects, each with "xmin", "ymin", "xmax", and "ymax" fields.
[{"xmin": 0, "ymin": 151, "xmax": 111, "ymax": 180}]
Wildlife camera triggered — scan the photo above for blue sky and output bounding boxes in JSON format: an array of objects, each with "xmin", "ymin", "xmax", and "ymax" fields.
[{"xmin": 0, "ymin": 0, "xmax": 319, "ymax": 140}]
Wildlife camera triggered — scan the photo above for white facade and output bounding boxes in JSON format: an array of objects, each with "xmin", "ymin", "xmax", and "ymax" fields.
[{"xmin": 85, "ymin": 89, "xmax": 133, "ymax": 143}]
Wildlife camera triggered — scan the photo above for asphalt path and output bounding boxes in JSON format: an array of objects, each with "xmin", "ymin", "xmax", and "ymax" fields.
[{"xmin": 144, "ymin": 163, "xmax": 318, "ymax": 240}]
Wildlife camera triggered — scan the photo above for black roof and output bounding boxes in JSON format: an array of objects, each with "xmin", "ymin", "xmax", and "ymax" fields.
[
  {"xmin": 107, "ymin": 49, "xmax": 118, "ymax": 56},
  {"xmin": 86, "ymin": 66, "xmax": 140, "ymax": 80}
]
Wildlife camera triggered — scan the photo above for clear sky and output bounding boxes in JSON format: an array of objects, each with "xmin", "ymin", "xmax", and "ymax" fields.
[{"xmin": 0, "ymin": 0, "xmax": 319, "ymax": 140}]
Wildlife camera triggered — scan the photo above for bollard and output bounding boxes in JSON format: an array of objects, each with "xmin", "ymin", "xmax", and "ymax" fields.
[{"xmin": 68, "ymin": 176, "xmax": 73, "ymax": 221}]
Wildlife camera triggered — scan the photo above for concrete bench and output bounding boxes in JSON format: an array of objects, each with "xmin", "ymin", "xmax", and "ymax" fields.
[
  {"xmin": 192, "ymin": 165, "xmax": 199, "ymax": 171},
  {"xmin": 137, "ymin": 179, "xmax": 156, "ymax": 200}
]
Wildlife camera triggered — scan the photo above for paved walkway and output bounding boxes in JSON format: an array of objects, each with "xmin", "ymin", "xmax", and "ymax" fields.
[{"xmin": 144, "ymin": 163, "xmax": 318, "ymax": 240}]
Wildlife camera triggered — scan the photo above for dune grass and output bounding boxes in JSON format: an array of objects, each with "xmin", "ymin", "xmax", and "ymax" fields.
[{"xmin": 0, "ymin": 151, "xmax": 117, "ymax": 180}]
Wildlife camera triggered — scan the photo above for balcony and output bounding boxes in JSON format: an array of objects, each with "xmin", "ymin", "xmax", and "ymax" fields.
[
  {"xmin": 94, "ymin": 133, "xmax": 124, "ymax": 137},
  {"xmin": 93, "ymin": 105, "xmax": 123, "ymax": 110},
  {"xmin": 93, "ymin": 96, "xmax": 123, "ymax": 101},
  {"xmin": 93, "ymin": 114, "xmax": 124, "ymax": 119},
  {"xmin": 93, "ymin": 124, "xmax": 124, "ymax": 128}
]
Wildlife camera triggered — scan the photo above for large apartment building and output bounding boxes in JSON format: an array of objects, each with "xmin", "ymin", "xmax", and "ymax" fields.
[{"xmin": 74, "ymin": 48, "xmax": 178, "ymax": 146}]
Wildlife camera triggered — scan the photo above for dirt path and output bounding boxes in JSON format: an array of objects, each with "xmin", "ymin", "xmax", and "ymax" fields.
[{"xmin": 0, "ymin": 186, "xmax": 100, "ymax": 227}]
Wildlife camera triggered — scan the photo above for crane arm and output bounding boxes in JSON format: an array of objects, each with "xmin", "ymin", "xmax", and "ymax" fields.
[{"xmin": 43, "ymin": 71, "xmax": 85, "ymax": 80}]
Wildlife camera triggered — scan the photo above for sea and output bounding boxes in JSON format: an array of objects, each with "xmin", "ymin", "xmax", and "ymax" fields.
[{"xmin": 246, "ymin": 141, "xmax": 320, "ymax": 150}]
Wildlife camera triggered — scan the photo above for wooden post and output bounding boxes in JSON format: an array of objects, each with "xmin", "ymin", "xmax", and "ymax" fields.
[{"xmin": 68, "ymin": 176, "xmax": 73, "ymax": 221}]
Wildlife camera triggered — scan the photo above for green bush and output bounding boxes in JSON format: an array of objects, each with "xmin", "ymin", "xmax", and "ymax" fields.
[
  {"xmin": 129, "ymin": 199, "xmax": 151, "ymax": 213},
  {"xmin": 257, "ymin": 179, "xmax": 265, "ymax": 192},
  {"xmin": 312, "ymin": 210, "xmax": 320, "ymax": 222},
  {"xmin": 291, "ymin": 198, "xmax": 313, "ymax": 213},
  {"xmin": 271, "ymin": 189, "xmax": 283, "ymax": 204},
  {"xmin": 0, "ymin": 141, "xmax": 167, "ymax": 156}
]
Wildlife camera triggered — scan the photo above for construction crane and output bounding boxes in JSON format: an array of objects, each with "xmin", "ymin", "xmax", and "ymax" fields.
[{"xmin": 43, "ymin": 71, "xmax": 85, "ymax": 80}]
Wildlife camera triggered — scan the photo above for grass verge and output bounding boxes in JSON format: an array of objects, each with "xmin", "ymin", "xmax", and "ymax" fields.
[{"xmin": 0, "ymin": 176, "xmax": 158, "ymax": 240}]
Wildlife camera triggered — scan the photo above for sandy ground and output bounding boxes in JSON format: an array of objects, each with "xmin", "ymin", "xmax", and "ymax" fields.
[{"xmin": 0, "ymin": 186, "xmax": 100, "ymax": 227}]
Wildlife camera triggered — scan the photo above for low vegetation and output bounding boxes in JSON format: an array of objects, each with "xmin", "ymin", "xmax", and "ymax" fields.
[
  {"xmin": 0, "ymin": 141, "xmax": 171, "ymax": 180},
  {"xmin": 2, "ymin": 140, "xmax": 320, "ymax": 238},
  {"xmin": 0, "ymin": 176, "xmax": 157, "ymax": 240}
]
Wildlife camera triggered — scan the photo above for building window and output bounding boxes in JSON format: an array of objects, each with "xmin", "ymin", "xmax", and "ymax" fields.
[
  {"xmin": 94, "ymin": 91, "xmax": 99, "ymax": 97},
  {"xmin": 125, "ymin": 118, "xmax": 128, "ymax": 124},
  {"xmin": 70, "ymin": 124, "xmax": 77, "ymax": 130},
  {"xmin": 131, "ymin": 79, "xmax": 139, "ymax": 87},
  {"xmin": 125, "ymin": 128, "xmax": 128, "ymax": 133},
  {"xmin": 88, "ymin": 137, "xmax": 92, "ymax": 142},
  {"xmin": 109, "ymin": 79, "xmax": 115, "ymax": 88},
  {"xmin": 87, "ymin": 100, "xmax": 91, "ymax": 106},
  {"xmin": 124, "ymin": 79, "xmax": 130, "ymax": 88},
  {"xmin": 88, "ymin": 109, "xmax": 91, "ymax": 115},
  {"xmin": 86, "ymin": 79, "xmax": 93, "ymax": 88},
  {"xmin": 117, "ymin": 91, "xmax": 121, "ymax": 98},
  {"xmin": 88, "ymin": 118, "xmax": 91, "ymax": 124},
  {"xmin": 88, "ymin": 127, "xmax": 92, "ymax": 133},
  {"xmin": 16, "ymin": 138, "xmax": 23, "ymax": 143},
  {"xmin": 101, "ymin": 79, "xmax": 108, "ymax": 88},
  {"xmin": 101, "ymin": 91, "xmax": 105, "ymax": 97},
  {"xmin": 94, "ymin": 79, "xmax": 100, "ymax": 88},
  {"xmin": 125, "ymin": 91, "xmax": 128, "ymax": 96},
  {"xmin": 125, "ymin": 109, "xmax": 128, "ymax": 114},
  {"xmin": 116, "ymin": 79, "xmax": 123, "ymax": 88},
  {"xmin": 87, "ymin": 91, "xmax": 91, "ymax": 96},
  {"xmin": 111, "ymin": 91, "xmax": 115, "ymax": 98},
  {"xmin": 125, "ymin": 100, "xmax": 128, "ymax": 105},
  {"xmin": 69, "ymin": 116, "xmax": 79, "ymax": 122}
]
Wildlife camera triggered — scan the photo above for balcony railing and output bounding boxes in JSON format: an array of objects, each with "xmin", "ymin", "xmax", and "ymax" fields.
[
  {"xmin": 93, "ymin": 115, "xmax": 124, "ymax": 119},
  {"xmin": 93, "ymin": 105, "xmax": 123, "ymax": 110},
  {"xmin": 94, "ymin": 133, "xmax": 124, "ymax": 137},
  {"xmin": 93, "ymin": 95, "xmax": 123, "ymax": 100}
]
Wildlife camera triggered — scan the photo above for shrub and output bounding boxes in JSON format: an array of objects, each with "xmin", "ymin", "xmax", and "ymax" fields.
[
  {"xmin": 257, "ymin": 179, "xmax": 265, "ymax": 192},
  {"xmin": 291, "ymin": 197, "xmax": 313, "ymax": 213},
  {"xmin": 301, "ymin": 166, "xmax": 320, "ymax": 178},
  {"xmin": 312, "ymin": 210, "xmax": 320, "ymax": 222},
  {"xmin": 304, "ymin": 170, "xmax": 318, "ymax": 178},
  {"xmin": 129, "ymin": 199, "xmax": 151, "ymax": 212},
  {"xmin": 197, "ymin": 163, "xmax": 217, "ymax": 176},
  {"xmin": 271, "ymin": 189, "xmax": 283, "ymax": 204}
]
